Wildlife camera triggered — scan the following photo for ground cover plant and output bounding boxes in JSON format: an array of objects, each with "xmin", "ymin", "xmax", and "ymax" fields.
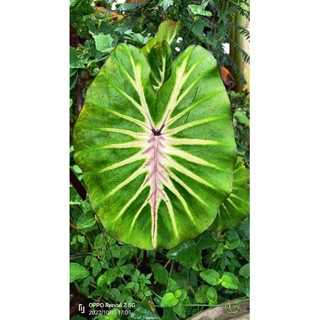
[{"xmin": 70, "ymin": 1, "xmax": 250, "ymax": 319}]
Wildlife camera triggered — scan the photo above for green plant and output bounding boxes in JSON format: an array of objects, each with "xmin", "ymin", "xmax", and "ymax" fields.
[
  {"xmin": 70, "ymin": 186, "xmax": 249, "ymax": 319},
  {"xmin": 229, "ymin": 89, "xmax": 250, "ymax": 165},
  {"xmin": 73, "ymin": 21, "xmax": 249, "ymax": 250},
  {"xmin": 70, "ymin": 4, "xmax": 250, "ymax": 319}
]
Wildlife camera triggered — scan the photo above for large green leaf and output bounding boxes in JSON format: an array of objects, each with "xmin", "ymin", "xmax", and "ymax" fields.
[
  {"xmin": 211, "ymin": 157, "xmax": 249, "ymax": 231},
  {"xmin": 73, "ymin": 42, "xmax": 237, "ymax": 249}
]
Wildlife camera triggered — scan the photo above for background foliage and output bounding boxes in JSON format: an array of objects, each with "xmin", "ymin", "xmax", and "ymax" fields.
[{"xmin": 70, "ymin": 0, "xmax": 250, "ymax": 319}]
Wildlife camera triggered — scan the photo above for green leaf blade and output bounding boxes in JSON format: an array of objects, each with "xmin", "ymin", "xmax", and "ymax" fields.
[
  {"xmin": 160, "ymin": 292, "xmax": 179, "ymax": 308},
  {"xmin": 212, "ymin": 157, "xmax": 250, "ymax": 231},
  {"xmin": 93, "ymin": 34, "xmax": 115, "ymax": 53},
  {"xmin": 70, "ymin": 262, "xmax": 89, "ymax": 283},
  {"xmin": 220, "ymin": 272, "xmax": 239, "ymax": 289},
  {"xmin": 74, "ymin": 31, "xmax": 237, "ymax": 249},
  {"xmin": 199, "ymin": 269, "xmax": 220, "ymax": 286}
]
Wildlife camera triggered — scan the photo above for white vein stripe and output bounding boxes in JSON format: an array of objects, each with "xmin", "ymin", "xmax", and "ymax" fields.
[
  {"xmin": 229, "ymin": 193, "xmax": 249, "ymax": 204},
  {"xmin": 167, "ymin": 148, "xmax": 221, "ymax": 170},
  {"xmin": 174, "ymin": 62, "xmax": 204, "ymax": 105},
  {"xmin": 226, "ymin": 198, "xmax": 241, "ymax": 211},
  {"xmin": 99, "ymin": 152, "xmax": 145, "ymax": 172},
  {"xmin": 114, "ymin": 182, "xmax": 148, "ymax": 222},
  {"xmin": 168, "ymin": 170, "xmax": 207, "ymax": 207},
  {"xmin": 100, "ymin": 128, "xmax": 147, "ymax": 138},
  {"xmin": 129, "ymin": 201, "xmax": 149, "ymax": 233},
  {"xmin": 157, "ymin": 57, "xmax": 204, "ymax": 126},
  {"xmin": 163, "ymin": 116, "xmax": 224, "ymax": 135},
  {"xmin": 221, "ymin": 202, "xmax": 228, "ymax": 211},
  {"xmin": 103, "ymin": 141, "xmax": 146, "ymax": 149},
  {"xmin": 156, "ymin": 59, "xmax": 189, "ymax": 126},
  {"xmin": 167, "ymin": 138, "xmax": 221, "ymax": 146},
  {"xmin": 103, "ymin": 168, "xmax": 147, "ymax": 199},
  {"xmin": 163, "ymin": 180, "xmax": 196, "ymax": 224},
  {"xmin": 133, "ymin": 64, "xmax": 149, "ymax": 112},
  {"xmin": 169, "ymin": 159, "xmax": 215, "ymax": 189},
  {"xmin": 163, "ymin": 195, "xmax": 179, "ymax": 237},
  {"xmin": 108, "ymin": 110, "xmax": 150, "ymax": 130},
  {"xmin": 166, "ymin": 92, "xmax": 218, "ymax": 127},
  {"xmin": 112, "ymin": 84, "xmax": 145, "ymax": 114}
]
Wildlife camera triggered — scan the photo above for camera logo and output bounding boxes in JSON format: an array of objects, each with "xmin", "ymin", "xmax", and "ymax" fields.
[{"xmin": 78, "ymin": 304, "xmax": 85, "ymax": 314}]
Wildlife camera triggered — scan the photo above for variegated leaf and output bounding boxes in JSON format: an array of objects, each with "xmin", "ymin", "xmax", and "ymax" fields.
[{"xmin": 73, "ymin": 43, "xmax": 237, "ymax": 249}]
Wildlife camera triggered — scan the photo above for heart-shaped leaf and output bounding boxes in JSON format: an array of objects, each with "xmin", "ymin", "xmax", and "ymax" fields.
[
  {"xmin": 160, "ymin": 292, "xmax": 179, "ymax": 308},
  {"xmin": 199, "ymin": 269, "xmax": 220, "ymax": 286},
  {"xmin": 73, "ymin": 38, "xmax": 236, "ymax": 249}
]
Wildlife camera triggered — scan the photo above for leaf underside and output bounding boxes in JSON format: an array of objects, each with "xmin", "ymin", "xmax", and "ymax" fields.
[{"xmin": 73, "ymin": 43, "xmax": 237, "ymax": 249}]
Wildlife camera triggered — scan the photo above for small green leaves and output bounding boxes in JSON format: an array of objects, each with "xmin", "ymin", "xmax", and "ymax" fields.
[
  {"xmin": 234, "ymin": 111, "xmax": 250, "ymax": 126},
  {"xmin": 151, "ymin": 263, "xmax": 169, "ymax": 285},
  {"xmin": 199, "ymin": 269, "xmax": 220, "ymax": 286},
  {"xmin": 188, "ymin": 4, "xmax": 212, "ymax": 17},
  {"xmin": 93, "ymin": 34, "xmax": 115, "ymax": 53},
  {"xmin": 160, "ymin": 292, "xmax": 179, "ymax": 307},
  {"xmin": 91, "ymin": 257, "xmax": 102, "ymax": 277},
  {"xmin": 206, "ymin": 287, "xmax": 218, "ymax": 305},
  {"xmin": 76, "ymin": 210, "xmax": 96, "ymax": 230},
  {"xmin": 167, "ymin": 240, "xmax": 201, "ymax": 269},
  {"xmin": 158, "ymin": 0, "xmax": 174, "ymax": 11},
  {"xmin": 70, "ymin": 262, "xmax": 89, "ymax": 283},
  {"xmin": 97, "ymin": 268, "xmax": 118, "ymax": 287},
  {"xmin": 195, "ymin": 285, "xmax": 209, "ymax": 303},
  {"xmin": 239, "ymin": 263, "xmax": 250, "ymax": 278},
  {"xmin": 129, "ymin": 301, "xmax": 160, "ymax": 319},
  {"xmin": 220, "ymin": 272, "xmax": 239, "ymax": 289}
]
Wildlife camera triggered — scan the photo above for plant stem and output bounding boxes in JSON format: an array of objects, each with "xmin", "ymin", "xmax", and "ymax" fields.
[
  {"xmin": 141, "ymin": 249, "xmax": 149, "ymax": 274},
  {"xmin": 70, "ymin": 167, "xmax": 87, "ymax": 200}
]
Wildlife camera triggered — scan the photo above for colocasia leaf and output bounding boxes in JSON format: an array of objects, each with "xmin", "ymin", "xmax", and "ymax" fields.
[{"xmin": 74, "ymin": 26, "xmax": 237, "ymax": 249}]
